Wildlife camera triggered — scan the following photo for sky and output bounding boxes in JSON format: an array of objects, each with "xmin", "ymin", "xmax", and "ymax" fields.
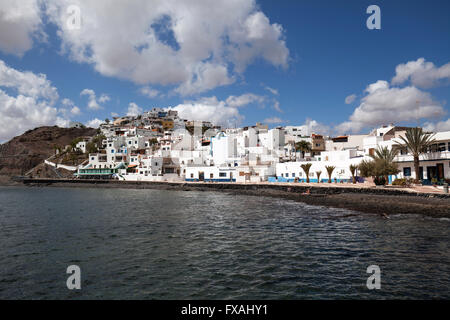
[{"xmin": 0, "ymin": 0, "xmax": 449, "ymax": 142}]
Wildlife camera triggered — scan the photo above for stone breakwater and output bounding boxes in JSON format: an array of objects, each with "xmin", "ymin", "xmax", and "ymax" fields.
[{"xmin": 11, "ymin": 178, "xmax": 450, "ymax": 217}]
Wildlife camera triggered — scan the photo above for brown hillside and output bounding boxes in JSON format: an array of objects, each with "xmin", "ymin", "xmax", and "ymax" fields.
[{"xmin": 0, "ymin": 126, "xmax": 98, "ymax": 176}]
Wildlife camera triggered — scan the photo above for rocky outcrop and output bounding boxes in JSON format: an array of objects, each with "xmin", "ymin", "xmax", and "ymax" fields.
[{"xmin": 0, "ymin": 126, "xmax": 97, "ymax": 176}]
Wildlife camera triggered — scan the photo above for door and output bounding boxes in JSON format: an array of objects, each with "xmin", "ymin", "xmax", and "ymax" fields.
[
  {"xmin": 199, "ymin": 171, "xmax": 204, "ymax": 181},
  {"xmin": 436, "ymin": 163, "xmax": 444, "ymax": 180},
  {"xmin": 427, "ymin": 166, "xmax": 437, "ymax": 180}
]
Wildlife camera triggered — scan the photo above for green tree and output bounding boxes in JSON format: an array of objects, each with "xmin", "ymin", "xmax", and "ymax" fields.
[
  {"xmin": 358, "ymin": 160, "xmax": 374, "ymax": 178},
  {"xmin": 300, "ymin": 163, "xmax": 312, "ymax": 183},
  {"xmin": 70, "ymin": 137, "xmax": 83, "ymax": 152},
  {"xmin": 370, "ymin": 146, "xmax": 400, "ymax": 183},
  {"xmin": 316, "ymin": 170, "xmax": 322, "ymax": 183},
  {"xmin": 86, "ymin": 142, "xmax": 98, "ymax": 154},
  {"xmin": 325, "ymin": 165, "xmax": 335, "ymax": 183},
  {"xmin": 295, "ymin": 140, "xmax": 312, "ymax": 158},
  {"xmin": 396, "ymin": 127, "xmax": 435, "ymax": 180},
  {"xmin": 349, "ymin": 164, "xmax": 358, "ymax": 184}
]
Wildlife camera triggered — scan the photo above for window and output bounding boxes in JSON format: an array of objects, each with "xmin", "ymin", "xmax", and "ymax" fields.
[
  {"xmin": 281, "ymin": 173, "xmax": 284, "ymax": 177},
  {"xmin": 111, "ymin": 149, "xmax": 115, "ymax": 153},
  {"xmin": 190, "ymin": 173, "xmax": 194, "ymax": 178},
  {"xmin": 91, "ymin": 157, "xmax": 95, "ymax": 160},
  {"xmin": 210, "ymin": 173, "xmax": 214, "ymax": 178},
  {"xmin": 128, "ymin": 141, "xmax": 131, "ymax": 144},
  {"xmin": 292, "ymin": 173, "xmax": 295, "ymax": 177},
  {"xmin": 219, "ymin": 172, "xmax": 227, "ymax": 177},
  {"xmin": 403, "ymin": 167, "xmax": 411, "ymax": 177}
]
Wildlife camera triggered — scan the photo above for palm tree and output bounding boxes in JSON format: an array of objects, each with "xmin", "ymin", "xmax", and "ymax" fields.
[
  {"xmin": 370, "ymin": 146, "xmax": 399, "ymax": 183},
  {"xmin": 349, "ymin": 164, "xmax": 358, "ymax": 184},
  {"xmin": 396, "ymin": 127, "xmax": 435, "ymax": 180},
  {"xmin": 295, "ymin": 140, "xmax": 312, "ymax": 159},
  {"xmin": 370, "ymin": 146, "xmax": 398, "ymax": 163},
  {"xmin": 316, "ymin": 171, "xmax": 322, "ymax": 183},
  {"xmin": 301, "ymin": 163, "xmax": 312, "ymax": 183},
  {"xmin": 325, "ymin": 165, "xmax": 335, "ymax": 183}
]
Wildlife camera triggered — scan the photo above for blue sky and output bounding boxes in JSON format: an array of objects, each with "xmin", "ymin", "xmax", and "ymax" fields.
[{"xmin": 0, "ymin": 0, "xmax": 449, "ymax": 141}]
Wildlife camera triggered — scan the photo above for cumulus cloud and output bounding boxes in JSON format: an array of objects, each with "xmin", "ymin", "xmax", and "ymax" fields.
[
  {"xmin": 126, "ymin": 102, "xmax": 143, "ymax": 117},
  {"xmin": 61, "ymin": 98, "xmax": 81, "ymax": 116},
  {"xmin": 140, "ymin": 86, "xmax": 160, "ymax": 99},
  {"xmin": 225, "ymin": 93, "xmax": 265, "ymax": 108},
  {"xmin": 98, "ymin": 94, "xmax": 110, "ymax": 103},
  {"xmin": 345, "ymin": 94, "xmax": 357, "ymax": 104},
  {"xmin": 336, "ymin": 80, "xmax": 445, "ymax": 134},
  {"xmin": 392, "ymin": 58, "xmax": 450, "ymax": 88},
  {"xmin": 85, "ymin": 118, "xmax": 103, "ymax": 128},
  {"xmin": 169, "ymin": 96, "xmax": 247, "ymax": 127},
  {"xmin": 43, "ymin": 0, "xmax": 289, "ymax": 95},
  {"xmin": 423, "ymin": 119, "xmax": 450, "ymax": 132},
  {"xmin": 0, "ymin": 60, "xmax": 58, "ymax": 104},
  {"xmin": 0, "ymin": 0, "xmax": 44, "ymax": 56},
  {"xmin": 80, "ymin": 89, "xmax": 109, "ymax": 110},
  {"xmin": 263, "ymin": 117, "xmax": 284, "ymax": 124},
  {"xmin": 300, "ymin": 119, "xmax": 331, "ymax": 136},
  {"xmin": 0, "ymin": 60, "xmax": 69, "ymax": 142}
]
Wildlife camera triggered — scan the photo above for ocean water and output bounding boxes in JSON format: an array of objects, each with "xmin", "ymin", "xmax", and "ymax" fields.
[{"xmin": 0, "ymin": 186, "xmax": 449, "ymax": 299}]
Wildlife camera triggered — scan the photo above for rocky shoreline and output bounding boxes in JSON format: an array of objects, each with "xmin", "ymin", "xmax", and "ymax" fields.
[{"xmin": 2, "ymin": 177, "xmax": 449, "ymax": 218}]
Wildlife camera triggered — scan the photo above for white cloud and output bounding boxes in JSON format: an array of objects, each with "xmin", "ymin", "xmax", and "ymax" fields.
[
  {"xmin": 140, "ymin": 86, "xmax": 160, "ymax": 99},
  {"xmin": 80, "ymin": 88, "xmax": 109, "ymax": 110},
  {"xmin": 264, "ymin": 86, "xmax": 279, "ymax": 95},
  {"xmin": 345, "ymin": 94, "xmax": 357, "ymax": 104},
  {"xmin": 70, "ymin": 106, "xmax": 81, "ymax": 116},
  {"xmin": 0, "ymin": 0, "xmax": 44, "ymax": 56},
  {"xmin": 0, "ymin": 60, "xmax": 69, "ymax": 142},
  {"xmin": 336, "ymin": 80, "xmax": 446, "ymax": 134},
  {"xmin": 423, "ymin": 119, "xmax": 450, "ymax": 132},
  {"xmin": 263, "ymin": 117, "xmax": 284, "ymax": 124},
  {"xmin": 98, "ymin": 94, "xmax": 110, "ymax": 103},
  {"xmin": 392, "ymin": 58, "xmax": 450, "ymax": 88},
  {"xmin": 0, "ymin": 60, "xmax": 58, "ymax": 104},
  {"xmin": 44, "ymin": 0, "xmax": 289, "ymax": 95},
  {"xmin": 126, "ymin": 102, "xmax": 143, "ymax": 117},
  {"xmin": 169, "ymin": 96, "xmax": 244, "ymax": 127},
  {"xmin": 225, "ymin": 93, "xmax": 265, "ymax": 108},
  {"xmin": 273, "ymin": 100, "xmax": 282, "ymax": 113},
  {"xmin": 300, "ymin": 119, "xmax": 331, "ymax": 136},
  {"xmin": 85, "ymin": 118, "xmax": 103, "ymax": 128},
  {"xmin": 61, "ymin": 98, "xmax": 81, "ymax": 116}
]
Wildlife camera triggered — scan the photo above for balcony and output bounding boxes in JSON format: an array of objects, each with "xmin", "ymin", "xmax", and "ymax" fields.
[{"xmin": 395, "ymin": 151, "xmax": 450, "ymax": 162}]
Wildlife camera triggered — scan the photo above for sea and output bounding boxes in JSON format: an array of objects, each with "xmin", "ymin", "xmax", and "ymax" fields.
[{"xmin": 0, "ymin": 186, "xmax": 449, "ymax": 299}]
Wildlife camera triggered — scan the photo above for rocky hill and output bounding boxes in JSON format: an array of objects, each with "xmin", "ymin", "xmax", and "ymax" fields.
[{"xmin": 0, "ymin": 126, "xmax": 98, "ymax": 176}]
